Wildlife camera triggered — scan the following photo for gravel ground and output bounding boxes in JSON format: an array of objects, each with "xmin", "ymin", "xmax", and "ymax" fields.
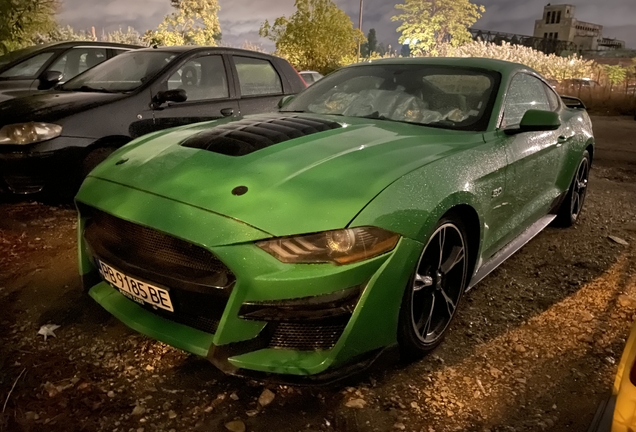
[{"xmin": 0, "ymin": 116, "xmax": 635, "ymax": 432}]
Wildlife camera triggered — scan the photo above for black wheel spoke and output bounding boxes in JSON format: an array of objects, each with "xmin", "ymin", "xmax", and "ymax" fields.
[
  {"xmin": 438, "ymin": 286, "xmax": 456, "ymax": 316},
  {"xmin": 440, "ymin": 245, "xmax": 464, "ymax": 275},
  {"xmin": 420, "ymin": 293, "xmax": 435, "ymax": 338},
  {"xmin": 438, "ymin": 227, "xmax": 446, "ymax": 268}
]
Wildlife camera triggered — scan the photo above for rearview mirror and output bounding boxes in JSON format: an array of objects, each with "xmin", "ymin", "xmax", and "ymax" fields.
[
  {"xmin": 38, "ymin": 70, "xmax": 64, "ymax": 90},
  {"xmin": 152, "ymin": 89, "xmax": 187, "ymax": 108},
  {"xmin": 278, "ymin": 95, "xmax": 295, "ymax": 109},
  {"xmin": 505, "ymin": 110, "xmax": 561, "ymax": 135}
]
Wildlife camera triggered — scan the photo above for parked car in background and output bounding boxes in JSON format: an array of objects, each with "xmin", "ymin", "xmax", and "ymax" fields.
[
  {"xmin": 76, "ymin": 57, "xmax": 594, "ymax": 381},
  {"xmin": 299, "ymin": 70, "xmax": 324, "ymax": 85},
  {"xmin": 0, "ymin": 41, "xmax": 139, "ymax": 102},
  {"xmin": 546, "ymin": 78, "xmax": 558, "ymax": 89},
  {"xmin": 0, "ymin": 47, "xmax": 306, "ymax": 197},
  {"xmin": 561, "ymin": 78, "xmax": 600, "ymax": 90}
]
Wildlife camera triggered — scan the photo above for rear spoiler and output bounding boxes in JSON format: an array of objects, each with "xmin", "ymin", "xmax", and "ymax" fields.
[{"xmin": 560, "ymin": 95, "xmax": 586, "ymax": 110}]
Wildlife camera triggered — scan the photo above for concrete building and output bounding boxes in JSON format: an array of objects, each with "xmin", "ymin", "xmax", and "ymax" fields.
[{"xmin": 533, "ymin": 4, "xmax": 625, "ymax": 52}]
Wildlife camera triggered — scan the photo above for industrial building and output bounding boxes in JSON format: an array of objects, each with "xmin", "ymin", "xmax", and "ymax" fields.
[{"xmin": 533, "ymin": 4, "xmax": 625, "ymax": 52}]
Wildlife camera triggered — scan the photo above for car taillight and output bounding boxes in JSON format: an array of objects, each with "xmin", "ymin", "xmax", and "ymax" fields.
[{"xmin": 629, "ymin": 357, "xmax": 636, "ymax": 386}]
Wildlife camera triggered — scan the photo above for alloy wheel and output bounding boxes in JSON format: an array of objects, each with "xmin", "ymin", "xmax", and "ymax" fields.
[
  {"xmin": 411, "ymin": 223, "xmax": 467, "ymax": 345},
  {"xmin": 570, "ymin": 157, "xmax": 589, "ymax": 221}
]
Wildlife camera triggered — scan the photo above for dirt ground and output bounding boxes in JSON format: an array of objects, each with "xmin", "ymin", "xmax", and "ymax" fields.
[{"xmin": 0, "ymin": 116, "xmax": 635, "ymax": 432}]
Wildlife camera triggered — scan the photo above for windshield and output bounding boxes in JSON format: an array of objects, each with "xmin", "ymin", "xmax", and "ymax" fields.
[
  {"xmin": 60, "ymin": 51, "xmax": 177, "ymax": 92},
  {"xmin": 282, "ymin": 64, "xmax": 500, "ymax": 131},
  {"xmin": 0, "ymin": 45, "xmax": 46, "ymax": 67}
]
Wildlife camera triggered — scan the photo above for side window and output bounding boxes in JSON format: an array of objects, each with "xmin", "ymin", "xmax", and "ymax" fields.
[
  {"xmin": 302, "ymin": 74, "xmax": 314, "ymax": 84},
  {"xmin": 48, "ymin": 48, "xmax": 107, "ymax": 82},
  {"xmin": 0, "ymin": 52, "xmax": 55, "ymax": 78},
  {"xmin": 167, "ymin": 55, "xmax": 229, "ymax": 102},
  {"xmin": 502, "ymin": 74, "xmax": 551, "ymax": 128},
  {"xmin": 234, "ymin": 56, "xmax": 283, "ymax": 96},
  {"xmin": 112, "ymin": 49, "xmax": 130, "ymax": 56},
  {"xmin": 544, "ymin": 84, "xmax": 560, "ymax": 111}
]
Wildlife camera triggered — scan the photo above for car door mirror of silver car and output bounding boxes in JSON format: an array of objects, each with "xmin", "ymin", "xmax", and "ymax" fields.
[
  {"xmin": 152, "ymin": 89, "xmax": 188, "ymax": 109},
  {"xmin": 38, "ymin": 70, "xmax": 64, "ymax": 90},
  {"xmin": 505, "ymin": 110, "xmax": 561, "ymax": 135},
  {"xmin": 278, "ymin": 95, "xmax": 295, "ymax": 109}
]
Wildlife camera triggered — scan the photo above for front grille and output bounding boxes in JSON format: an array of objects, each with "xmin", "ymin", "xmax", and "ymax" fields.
[
  {"xmin": 84, "ymin": 209, "xmax": 234, "ymax": 290},
  {"xmin": 82, "ymin": 208, "xmax": 234, "ymax": 335},
  {"xmin": 269, "ymin": 320, "xmax": 348, "ymax": 351},
  {"xmin": 181, "ymin": 114, "xmax": 342, "ymax": 156}
]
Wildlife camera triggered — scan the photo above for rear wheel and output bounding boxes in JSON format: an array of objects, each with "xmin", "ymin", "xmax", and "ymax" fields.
[
  {"xmin": 555, "ymin": 150, "xmax": 590, "ymax": 227},
  {"xmin": 397, "ymin": 216, "xmax": 469, "ymax": 359}
]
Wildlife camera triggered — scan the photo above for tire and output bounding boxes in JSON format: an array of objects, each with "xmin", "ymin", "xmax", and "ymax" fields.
[
  {"xmin": 81, "ymin": 146, "xmax": 117, "ymax": 180},
  {"xmin": 554, "ymin": 150, "xmax": 590, "ymax": 227},
  {"xmin": 56, "ymin": 146, "xmax": 117, "ymax": 201},
  {"xmin": 397, "ymin": 215, "xmax": 470, "ymax": 360}
]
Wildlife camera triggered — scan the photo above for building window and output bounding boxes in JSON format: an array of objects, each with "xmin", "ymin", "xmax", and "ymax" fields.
[
  {"xmin": 554, "ymin": 32, "xmax": 559, "ymax": 40},
  {"xmin": 551, "ymin": 13, "xmax": 556, "ymax": 24},
  {"xmin": 546, "ymin": 11, "xmax": 551, "ymax": 24},
  {"xmin": 544, "ymin": 33, "xmax": 548, "ymax": 39},
  {"xmin": 556, "ymin": 11, "xmax": 561, "ymax": 23},
  {"xmin": 549, "ymin": 32, "xmax": 553, "ymax": 39}
]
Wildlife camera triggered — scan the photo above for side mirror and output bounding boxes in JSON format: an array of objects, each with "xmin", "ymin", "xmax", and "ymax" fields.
[
  {"xmin": 152, "ymin": 89, "xmax": 187, "ymax": 108},
  {"xmin": 38, "ymin": 70, "xmax": 63, "ymax": 90},
  {"xmin": 278, "ymin": 95, "xmax": 295, "ymax": 109},
  {"xmin": 505, "ymin": 110, "xmax": 561, "ymax": 135}
]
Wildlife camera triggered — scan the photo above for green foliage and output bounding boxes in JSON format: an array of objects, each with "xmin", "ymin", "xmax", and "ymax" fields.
[
  {"xmin": 144, "ymin": 0, "xmax": 221, "ymax": 46},
  {"xmin": 103, "ymin": 27, "xmax": 145, "ymax": 45},
  {"xmin": 361, "ymin": 28, "xmax": 377, "ymax": 58},
  {"xmin": 259, "ymin": 0, "xmax": 365, "ymax": 74},
  {"xmin": 448, "ymin": 41, "xmax": 597, "ymax": 81},
  {"xmin": 392, "ymin": 0, "xmax": 484, "ymax": 57},
  {"xmin": 33, "ymin": 25, "xmax": 93, "ymax": 44},
  {"xmin": 0, "ymin": 0, "xmax": 59, "ymax": 53},
  {"xmin": 603, "ymin": 65, "xmax": 627, "ymax": 87}
]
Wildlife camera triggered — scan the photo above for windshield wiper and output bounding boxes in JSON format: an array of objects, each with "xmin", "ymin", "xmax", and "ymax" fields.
[{"xmin": 358, "ymin": 111, "xmax": 388, "ymax": 120}]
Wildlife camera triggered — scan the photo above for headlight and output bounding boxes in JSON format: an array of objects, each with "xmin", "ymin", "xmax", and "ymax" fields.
[
  {"xmin": 0, "ymin": 122, "xmax": 62, "ymax": 145},
  {"xmin": 256, "ymin": 227, "xmax": 400, "ymax": 265}
]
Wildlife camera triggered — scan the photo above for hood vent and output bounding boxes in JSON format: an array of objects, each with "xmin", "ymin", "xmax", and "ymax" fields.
[{"xmin": 181, "ymin": 114, "xmax": 342, "ymax": 156}]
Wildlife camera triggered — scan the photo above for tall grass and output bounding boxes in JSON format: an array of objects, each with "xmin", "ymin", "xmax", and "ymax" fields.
[{"xmin": 558, "ymin": 83, "xmax": 636, "ymax": 115}]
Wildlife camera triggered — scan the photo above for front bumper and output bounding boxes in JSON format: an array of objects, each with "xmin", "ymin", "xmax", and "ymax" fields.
[
  {"xmin": 0, "ymin": 137, "xmax": 93, "ymax": 194},
  {"xmin": 76, "ymin": 176, "xmax": 421, "ymax": 379}
]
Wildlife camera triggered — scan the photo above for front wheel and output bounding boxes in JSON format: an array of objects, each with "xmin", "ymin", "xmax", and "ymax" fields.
[
  {"xmin": 397, "ymin": 217, "xmax": 469, "ymax": 359},
  {"xmin": 555, "ymin": 150, "xmax": 590, "ymax": 227}
]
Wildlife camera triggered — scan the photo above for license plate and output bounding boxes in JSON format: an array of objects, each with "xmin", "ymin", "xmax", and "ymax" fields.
[{"xmin": 97, "ymin": 260, "xmax": 174, "ymax": 312}]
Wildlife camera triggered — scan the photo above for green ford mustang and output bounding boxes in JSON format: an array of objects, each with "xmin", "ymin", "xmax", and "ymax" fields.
[{"xmin": 76, "ymin": 58, "xmax": 594, "ymax": 381}]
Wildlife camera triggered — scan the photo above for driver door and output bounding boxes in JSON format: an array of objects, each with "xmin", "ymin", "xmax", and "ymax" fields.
[{"xmin": 151, "ymin": 54, "xmax": 239, "ymax": 132}]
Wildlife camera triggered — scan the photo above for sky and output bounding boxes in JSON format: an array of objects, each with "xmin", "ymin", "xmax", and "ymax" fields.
[{"xmin": 58, "ymin": 0, "xmax": 636, "ymax": 51}]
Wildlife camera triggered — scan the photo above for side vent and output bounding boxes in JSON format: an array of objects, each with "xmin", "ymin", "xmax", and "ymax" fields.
[{"xmin": 181, "ymin": 114, "xmax": 342, "ymax": 156}]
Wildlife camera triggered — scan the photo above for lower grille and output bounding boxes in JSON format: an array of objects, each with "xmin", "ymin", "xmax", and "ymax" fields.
[
  {"xmin": 269, "ymin": 320, "xmax": 348, "ymax": 351},
  {"xmin": 4, "ymin": 174, "xmax": 45, "ymax": 194}
]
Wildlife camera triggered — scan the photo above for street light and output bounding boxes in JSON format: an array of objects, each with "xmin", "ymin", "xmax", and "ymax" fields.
[{"xmin": 357, "ymin": 0, "xmax": 363, "ymax": 62}]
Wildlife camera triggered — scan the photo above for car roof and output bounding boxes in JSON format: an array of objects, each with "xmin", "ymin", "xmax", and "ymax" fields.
[
  {"xmin": 349, "ymin": 57, "xmax": 538, "ymax": 75},
  {"xmin": 300, "ymin": 71, "xmax": 320, "ymax": 74},
  {"xmin": 134, "ymin": 46, "xmax": 281, "ymax": 59},
  {"xmin": 26, "ymin": 41, "xmax": 141, "ymax": 50}
]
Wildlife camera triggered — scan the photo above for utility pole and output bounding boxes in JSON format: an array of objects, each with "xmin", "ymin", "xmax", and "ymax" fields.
[{"xmin": 357, "ymin": 0, "xmax": 363, "ymax": 62}]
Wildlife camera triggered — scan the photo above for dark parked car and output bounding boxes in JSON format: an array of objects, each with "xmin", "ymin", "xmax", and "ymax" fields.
[
  {"xmin": 0, "ymin": 47, "xmax": 307, "ymax": 196},
  {"xmin": 0, "ymin": 41, "xmax": 138, "ymax": 102}
]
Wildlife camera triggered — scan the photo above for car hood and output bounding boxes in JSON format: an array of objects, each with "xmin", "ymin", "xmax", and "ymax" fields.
[
  {"xmin": 87, "ymin": 113, "xmax": 483, "ymax": 237},
  {"xmin": 0, "ymin": 91, "xmax": 127, "ymax": 126}
]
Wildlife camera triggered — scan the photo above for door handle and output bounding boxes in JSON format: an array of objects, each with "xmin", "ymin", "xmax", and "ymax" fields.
[{"xmin": 220, "ymin": 108, "xmax": 234, "ymax": 117}]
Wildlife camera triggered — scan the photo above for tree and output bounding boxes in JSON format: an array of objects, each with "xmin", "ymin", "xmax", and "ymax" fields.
[
  {"xmin": 392, "ymin": 0, "xmax": 485, "ymax": 56},
  {"xmin": 0, "ymin": 0, "xmax": 59, "ymax": 53},
  {"xmin": 603, "ymin": 65, "xmax": 627, "ymax": 91},
  {"xmin": 361, "ymin": 28, "xmax": 378, "ymax": 57},
  {"xmin": 144, "ymin": 0, "xmax": 221, "ymax": 46},
  {"xmin": 259, "ymin": 0, "xmax": 365, "ymax": 74},
  {"xmin": 33, "ymin": 25, "xmax": 94, "ymax": 44}
]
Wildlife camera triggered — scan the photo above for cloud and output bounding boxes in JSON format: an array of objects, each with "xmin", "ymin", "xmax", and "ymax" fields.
[{"xmin": 58, "ymin": 0, "xmax": 636, "ymax": 49}]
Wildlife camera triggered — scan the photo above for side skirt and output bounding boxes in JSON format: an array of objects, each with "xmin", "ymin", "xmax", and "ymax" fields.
[{"xmin": 466, "ymin": 214, "xmax": 556, "ymax": 291}]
